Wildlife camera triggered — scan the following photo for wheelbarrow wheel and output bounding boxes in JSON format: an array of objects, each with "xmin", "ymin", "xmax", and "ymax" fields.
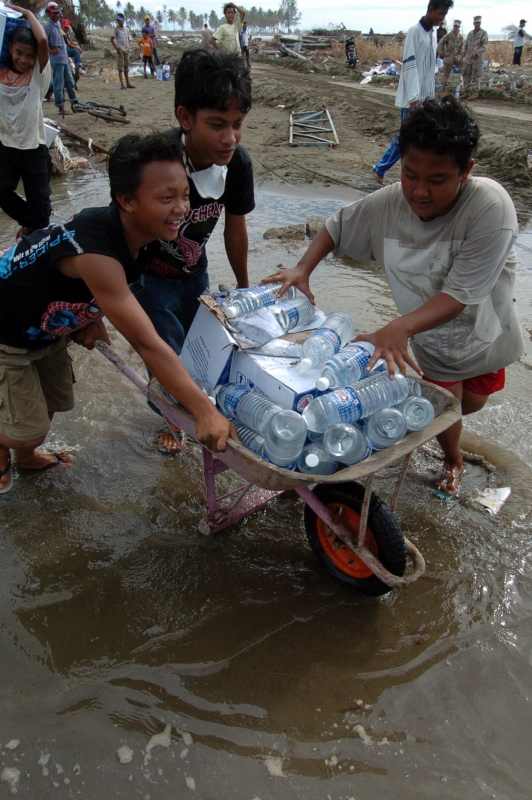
[{"xmin": 304, "ymin": 482, "xmax": 406, "ymax": 597}]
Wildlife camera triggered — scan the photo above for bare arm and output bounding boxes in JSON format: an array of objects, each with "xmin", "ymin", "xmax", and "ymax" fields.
[
  {"xmin": 261, "ymin": 224, "xmax": 335, "ymax": 303},
  {"xmin": 357, "ymin": 293, "xmax": 466, "ymax": 378},
  {"xmin": 5, "ymin": 3, "xmax": 48, "ymax": 71},
  {"xmin": 224, "ymin": 212, "xmax": 249, "ymax": 288},
  {"xmin": 235, "ymin": 5, "xmax": 246, "ymax": 23},
  {"xmin": 66, "ymin": 255, "xmax": 235, "ymax": 452}
]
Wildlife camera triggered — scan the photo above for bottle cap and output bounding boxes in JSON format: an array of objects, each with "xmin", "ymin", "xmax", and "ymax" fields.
[
  {"xmin": 305, "ymin": 453, "xmax": 320, "ymax": 467},
  {"xmin": 316, "ymin": 377, "xmax": 331, "ymax": 391},
  {"xmin": 299, "ymin": 358, "xmax": 313, "ymax": 372},
  {"xmin": 225, "ymin": 305, "xmax": 238, "ymax": 319}
]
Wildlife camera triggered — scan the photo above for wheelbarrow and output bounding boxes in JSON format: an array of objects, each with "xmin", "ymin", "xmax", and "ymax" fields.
[{"xmin": 95, "ymin": 341, "xmax": 461, "ymax": 597}]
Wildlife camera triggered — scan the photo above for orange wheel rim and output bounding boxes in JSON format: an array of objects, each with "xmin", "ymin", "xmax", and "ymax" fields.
[{"xmin": 316, "ymin": 502, "xmax": 378, "ymax": 579}]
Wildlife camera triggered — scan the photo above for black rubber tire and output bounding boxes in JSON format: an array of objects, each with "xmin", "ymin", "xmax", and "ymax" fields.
[{"xmin": 304, "ymin": 482, "xmax": 407, "ymax": 597}]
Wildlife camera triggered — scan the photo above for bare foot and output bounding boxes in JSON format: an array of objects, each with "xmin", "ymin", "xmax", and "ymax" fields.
[
  {"xmin": 157, "ymin": 431, "xmax": 186, "ymax": 454},
  {"xmin": 434, "ymin": 460, "xmax": 463, "ymax": 496},
  {"xmin": 15, "ymin": 449, "xmax": 74, "ymax": 472},
  {"xmin": 0, "ymin": 450, "xmax": 12, "ymax": 492}
]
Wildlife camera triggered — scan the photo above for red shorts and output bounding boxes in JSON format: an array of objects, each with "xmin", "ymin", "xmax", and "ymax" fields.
[{"xmin": 423, "ymin": 368, "xmax": 505, "ymax": 396}]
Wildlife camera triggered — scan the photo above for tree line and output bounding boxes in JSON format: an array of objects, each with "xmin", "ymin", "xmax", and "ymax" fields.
[{"xmin": 74, "ymin": 0, "xmax": 301, "ymax": 33}]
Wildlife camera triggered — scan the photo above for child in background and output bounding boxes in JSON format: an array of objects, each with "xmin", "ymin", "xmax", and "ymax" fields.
[
  {"xmin": 138, "ymin": 32, "xmax": 155, "ymax": 78},
  {"xmin": 0, "ymin": 3, "xmax": 52, "ymax": 236},
  {"xmin": 110, "ymin": 12, "xmax": 134, "ymax": 90}
]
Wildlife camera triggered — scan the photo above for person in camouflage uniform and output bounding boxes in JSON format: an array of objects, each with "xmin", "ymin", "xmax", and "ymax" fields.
[
  {"xmin": 437, "ymin": 19, "xmax": 463, "ymax": 92},
  {"xmin": 461, "ymin": 15, "xmax": 488, "ymax": 99}
]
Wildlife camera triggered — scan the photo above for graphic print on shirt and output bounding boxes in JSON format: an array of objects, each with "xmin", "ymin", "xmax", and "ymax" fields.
[
  {"xmin": 26, "ymin": 298, "xmax": 103, "ymax": 341},
  {"xmin": 383, "ymin": 237, "xmax": 503, "ymax": 363},
  {"xmin": 150, "ymin": 200, "xmax": 223, "ymax": 277}
]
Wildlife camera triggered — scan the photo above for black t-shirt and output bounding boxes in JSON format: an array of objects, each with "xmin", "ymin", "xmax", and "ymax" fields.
[
  {"xmin": 138, "ymin": 128, "xmax": 255, "ymax": 279},
  {"xmin": 0, "ymin": 204, "xmax": 140, "ymax": 350}
]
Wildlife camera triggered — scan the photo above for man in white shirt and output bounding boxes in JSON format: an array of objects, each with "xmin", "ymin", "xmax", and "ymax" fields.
[
  {"xmin": 264, "ymin": 97, "xmax": 525, "ymax": 496},
  {"xmin": 372, "ymin": 0, "xmax": 454, "ymax": 185},
  {"xmin": 240, "ymin": 20, "xmax": 250, "ymax": 68},
  {"xmin": 513, "ymin": 19, "xmax": 529, "ymax": 66},
  {"xmin": 211, "ymin": 4, "xmax": 246, "ymax": 55}
]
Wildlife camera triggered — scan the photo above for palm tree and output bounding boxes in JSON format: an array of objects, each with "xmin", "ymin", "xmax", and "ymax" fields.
[
  {"xmin": 123, "ymin": 2, "xmax": 135, "ymax": 26},
  {"xmin": 167, "ymin": 8, "xmax": 177, "ymax": 29},
  {"xmin": 178, "ymin": 6, "xmax": 187, "ymax": 32}
]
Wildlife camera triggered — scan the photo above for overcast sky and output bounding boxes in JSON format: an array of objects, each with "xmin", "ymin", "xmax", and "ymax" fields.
[{"xmin": 161, "ymin": 0, "xmax": 522, "ymax": 36}]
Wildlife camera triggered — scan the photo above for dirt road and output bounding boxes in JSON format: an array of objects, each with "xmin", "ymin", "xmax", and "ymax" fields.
[{"xmin": 55, "ymin": 44, "xmax": 532, "ymax": 223}]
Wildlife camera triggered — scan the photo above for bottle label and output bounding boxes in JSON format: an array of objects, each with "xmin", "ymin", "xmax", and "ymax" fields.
[
  {"xmin": 313, "ymin": 327, "xmax": 342, "ymax": 352},
  {"xmin": 330, "ymin": 387, "xmax": 362, "ymax": 423},
  {"xmin": 285, "ymin": 304, "xmax": 300, "ymax": 330},
  {"xmin": 220, "ymin": 385, "xmax": 249, "ymax": 418},
  {"xmin": 262, "ymin": 452, "xmax": 298, "ymax": 471},
  {"xmin": 251, "ymin": 283, "xmax": 280, "ymax": 306},
  {"xmin": 296, "ymin": 393, "xmax": 314, "ymax": 413}
]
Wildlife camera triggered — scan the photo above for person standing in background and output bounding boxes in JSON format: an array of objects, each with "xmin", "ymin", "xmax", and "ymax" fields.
[
  {"xmin": 142, "ymin": 15, "xmax": 160, "ymax": 66},
  {"xmin": 436, "ymin": 20, "xmax": 447, "ymax": 42},
  {"xmin": 43, "ymin": 1, "xmax": 77, "ymax": 116},
  {"xmin": 240, "ymin": 20, "xmax": 251, "ymax": 69},
  {"xmin": 201, "ymin": 23, "xmax": 213, "ymax": 49},
  {"xmin": 0, "ymin": 3, "xmax": 51, "ymax": 237},
  {"xmin": 461, "ymin": 15, "xmax": 488, "ymax": 100},
  {"xmin": 211, "ymin": 4, "xmax": 246, "ymax": 55},
  {"xmin": 513, "ymin": 19, "xmax": 529, "ymax": 66},
  {"xmin": 110, "ymin": 12, "xmax": 135, "ymax": 90},
  {"xmin": 437, "ymin": 19, "xmax": 463, "ymax": 93},
  {"xmin": 372, "ymin": 0, "xmax": 454, "ymax": 185}
]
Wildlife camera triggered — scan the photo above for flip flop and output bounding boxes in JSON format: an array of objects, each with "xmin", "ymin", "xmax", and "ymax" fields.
[
  {"xmin": 372, "ymin": 167, "xmax": 385, "ymax": 185},
  {"xmin": 0, "ymin": 452, "xmax": 13, "ymax": 494},
  {"xmin": 17, "ymin": 451, "xmax": 71, "ymax": 473},
  {"xmin": 432, "ymin": 462, "xmax": 463, "ymax": 498}
]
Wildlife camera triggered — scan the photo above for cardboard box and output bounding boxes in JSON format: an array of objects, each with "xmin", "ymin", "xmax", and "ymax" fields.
[
  {"xmin": 0, "ymin": 9, "xmax": 30, "ymax": 65},
  {"xmin": 180, "ymin": 303, "xmax": 237, "ymax": 387},
  {"xmin": 229, "ymin": 350, "xmax": 319, "ymax": 413}
]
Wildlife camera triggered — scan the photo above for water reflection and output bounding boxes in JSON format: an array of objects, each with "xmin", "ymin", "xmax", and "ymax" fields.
[{"xmin": 0, "ymin": 173, "xmax": 532, "ymax": 798}]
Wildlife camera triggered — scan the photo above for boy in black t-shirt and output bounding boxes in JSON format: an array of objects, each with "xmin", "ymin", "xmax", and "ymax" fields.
[
  {"xmin": 135, "ymin": 49, "xmax": 254, "ymax": 451},
  {"xmin": 0, "ymin": 133, "xmax": 235, "ymax": 494}
]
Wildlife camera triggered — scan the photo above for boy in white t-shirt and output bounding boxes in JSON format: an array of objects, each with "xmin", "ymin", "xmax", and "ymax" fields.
[
  {"xmin": 0, "ymin": 3, "xmax": 52, "ymax": 235},
  {"xmin": 110, "ymin": 13, "xmax": 135, "ymax": 90},
  {"xmin": 264, "ymin": 97, "xmax": 525, "ymax": 496},
  {"xmin": 211, "ymin": 4, "xmax": 246, "ymax": 56}
]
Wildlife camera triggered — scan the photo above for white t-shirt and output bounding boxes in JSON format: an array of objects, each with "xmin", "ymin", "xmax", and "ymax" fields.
[
  {"xmin": 113, "ymin": 25, "xmax": 130, "ymax": 51},
  {"xmin": 325, "ymin": 177, "xmax": 525, "ymax": 381},
  {"xmin": 213, "ymin": 20, "xmax": 242, "ymax": 54},
  {"xmin": 514, "ymin": 27, "xmax": 526, "ymax": 47},
  {"xmin": 240, "ymin": 28, "xmax": 249, "ymax": 47},
  {"xmin": 0, "ymin": 60, "xmax": 51, "ymax": 149},
  {"xmin": 396, "ymin": 21, "xmax": 437, "ymax": 108}
]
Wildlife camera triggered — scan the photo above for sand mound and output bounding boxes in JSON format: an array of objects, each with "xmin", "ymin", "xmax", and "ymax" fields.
[
  {"xmin": 476, "ymin": 133, "xmax": 532, "ymax": 187},
  {"xmin": 252, "ymin": 76, "xmax": 313, "ymax": 109}
]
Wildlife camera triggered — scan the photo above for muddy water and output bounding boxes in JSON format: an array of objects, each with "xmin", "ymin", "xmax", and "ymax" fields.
[{"xmin": 1, "ymin": 172, "xmax": 532, "ymax": 799}]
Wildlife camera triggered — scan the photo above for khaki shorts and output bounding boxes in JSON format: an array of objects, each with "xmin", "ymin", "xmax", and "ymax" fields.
[
  {"xmin": 116, "ymin": 48, "xmax": 130, "ymax": 71},
  {"xmin": 0, "ymin": 339, "xmax": 75, "ymax": 442}
]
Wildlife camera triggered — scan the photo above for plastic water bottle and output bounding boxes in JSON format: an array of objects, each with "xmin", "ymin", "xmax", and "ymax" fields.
[
  {"xmin": 316, "ymin": 341, "xmax": 378, "ymax": 391},
  {"xmin": 396, "ymin": 396, "xmax": 434, "ymax": 431},
  {"xmin": 299, "ymin": 312, "xmax": 356, "ymax": 372},
  {"xmin": 162, "ymin": 378, "xmax": 215, "ymax": 405},
  {"xmin": 234, "ymin": 422, "xmax": 264, "ymax": 455},
  {"xmin": 270, "ymin": 296, "xmax": 315, "ymax": 333},
  {"xmin": 455, "ymin": 83, "xmax": 460, "ymax": 98},
  {"xmin": 364, "ymin": 408, "xmax": 407, "ymax": 450},
  {"xmin": 162, "ymin": 62, "xmax": 170, "ymax": 81},
  {"xmin": 156, "ymin": 65, "xmax": 163, "ymax": 80},
  {"xmin": 406, "ymin": 377, "xmax": 422, "ymax": 397},
  {"xmin": 297, "ymin": 442, "xmax": 338, "ymax": 475},
  {"xmin": 262, "ymin": 410, "xmax": 307, "ymax": 469},
  {"xmin": 323, "ymin": 423, "xmax": 372, "ymax": 465},
  {"xmin": 224, "ymin": 282, "xmax": 297, "ymax": 319},
  {"xmin": 302, "ymin": 372, "xmax": 409, "ymax": 434},
  {"xmin": 215, "ymin": 384, "xmax": 283, "ymax": 433}
]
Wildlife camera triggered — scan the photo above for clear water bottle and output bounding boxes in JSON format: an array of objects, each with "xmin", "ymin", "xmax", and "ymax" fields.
[
  {"xmin": 262, "ymin": 410, "xmax": 307, "ymax": 470},
  {"xmin": 323, "ymin": 423, "xmax": 372, "ymax": 466},
  {"xmin": 215, "ymin": 384, "xmax": 283, "ymax": 433},
  {"xmin": 364, "ymin": 408, "xmax": 407, "ymax": 450},
  {"xmin": 396, "ymin": 396, "xmax": 434, "ymax": 431},
  {"xmin": 270, "ymin": 296, "xmax": 315, "ymax": 333},
  {"xmin": 299, "ymin": 312, "xmax": 355, "ymax": 372},
  {"xmin": 234, "ymin": 422, "xmax": 264, "ymax": 455},
  {"xmin": 316, "ymin": 341, "xmax": 377, "ymax": 391},
  {"xmin": 162, "ymin": 378, "xmax": 216, "ymax": 405},
  {"xmin": 302, "ymin": 371, "xmax": 409, "ymax": 434},
  {"xmin": 297, "ymin": 442, "xmax": 338, "ymax": 475},
  {"xmin": 406, "ymin": 377, "xmax": 422, "ymax": 397},
  {"xmin": 224, "ymin": 282, "xmax": 297, "ymax": 319}
]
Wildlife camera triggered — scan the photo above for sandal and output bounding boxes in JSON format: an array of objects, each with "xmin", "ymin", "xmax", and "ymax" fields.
[
  {"xmin": 372, "ymin": 167, "xmax": 385, "ymax": 185},
  {"xmin": 432, "ymin": 462, "xmax": 463, "ymax": 498}
]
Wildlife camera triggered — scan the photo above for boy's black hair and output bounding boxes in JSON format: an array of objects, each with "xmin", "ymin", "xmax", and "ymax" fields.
[
  {"xmin": 9, "ymin": 26, "xmax": 37, "ymax": 53},
  {"xmin": 398, "ymin": 96, "xmax": 479, "ymax": 172},
  {"xmin": 107, "ymin": 132, "xmax": 185, "ymax": 202},
  {"xmin": 427, "ymin": 0, "xmax": 454, "ymax": 10},
  {"xmin": 223, "ymin": 3, "xmax": 237, "ymax": 13},
  {"xmin": 174, "ymin": 48, "xmax": 251, "ymax": 116}
]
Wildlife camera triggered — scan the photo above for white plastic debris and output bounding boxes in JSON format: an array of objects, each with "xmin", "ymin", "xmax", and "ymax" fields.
[
  {"xmin": 474, "ymin": 487, "xmax": 511, "ymax": 515},
  {"xmin": 5, "ymin": 740, "xmax": 20, "ymax": 750},
  {"xmin": 117, "ymin": 745, "xmax": 134, "ymax": 764},
  {"xmin": 144, "ymin": 723, "xmax": 172, "ymax": 765}
]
